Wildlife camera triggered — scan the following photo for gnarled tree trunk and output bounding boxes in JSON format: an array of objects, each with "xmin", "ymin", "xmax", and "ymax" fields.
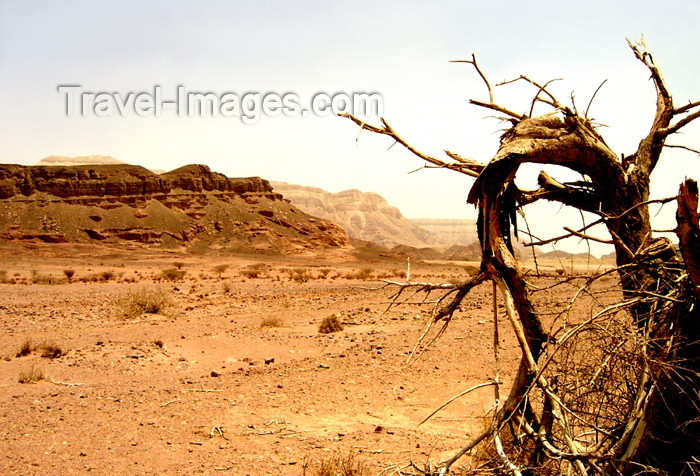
[{"xmin": 342, "ymin": 38, "xmax": 700, "ymax": 475}]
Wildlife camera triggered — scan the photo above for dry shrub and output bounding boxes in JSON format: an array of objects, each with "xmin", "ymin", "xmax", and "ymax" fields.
[
  {"xmin": 31, "ymin": 273, "xmax": 66, "ymax": 285},
  {"xmin": 213, "ymin": 264, "xmax": 229, "ymax": 277},
  {"xmin": 0, "ymin": 270, "xmax": 9, "ymax": 283},
  {"xmin": 318, "ymin": 315, "xmax": 343, "ymax": 334},
  {"xmin": 302, "ymin": 450, "xmax": 370, "ymax": 476},
  {"xmin": 239, "ymin": 263, "xmax": 269, "ymax": 279},
  {"xmin": 16, "ymin": 339, "xmax": 65, "ymax": 359},
  {"xmin": 16, "ymin": 338, "xmax": 33, "ymax": 357},
  {"xmin": 39, "ymin": 342, "xmax": 64, "ymax": 359},
  {"xmin": 18, "ymin": 365, "xmax": 46, "ymax": 384},
  {"xmin": 292, "ymin": 268, "xmax": 313, "ymax": 283},
  {"xmin": 172, "ymin": 261, "xmax": 185, "ymax": 270},
  {"xmin": 63, "ymin": 269, "xmax": 75, "ymax": 280},
  {"xmin": 157, "ymin": 268, "xmax": 187, "ymax": 281},
  {"xmin": 79, "ymin": 271, "xmax": 116, "ymax": 283},
  {"xmin": 260, "ymin": 316, "xmax": 285, "ymax": 329},
  {"xmin": 120, "ymin": 285, "xmax": 173, "ymax": 318},
  {"xmin": 221, "ymin": 280, "xmax": 233, "ymax": 293},
  {"xmin": 318, "ymin": 268, "xmax": 332, "ymax": 278},
  {"xmin": 345, "ymin": 268, "xmax": 374, "ymax": 281}
]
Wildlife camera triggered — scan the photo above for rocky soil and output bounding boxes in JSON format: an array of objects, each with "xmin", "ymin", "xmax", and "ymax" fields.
[{"xmin": 0, "ymin": 242, "xmax": 537, "ymax": 475}]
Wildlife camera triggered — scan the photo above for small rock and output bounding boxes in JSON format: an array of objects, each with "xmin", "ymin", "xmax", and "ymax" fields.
[{"xmin": 210, "ymin": 370, "xmax": 222, "ymax": 377}]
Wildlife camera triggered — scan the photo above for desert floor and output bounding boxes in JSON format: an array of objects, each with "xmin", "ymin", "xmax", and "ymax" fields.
[{"xmin": 0, "ymin": 242, "xmax": 613, "ymax": 475}]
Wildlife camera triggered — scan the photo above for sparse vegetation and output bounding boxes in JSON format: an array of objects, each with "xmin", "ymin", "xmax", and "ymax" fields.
[
  {"xmin": 16, "ymin": 339, "xmax": 65, "ymax": 358},
  {"xmin": 157, "ymin": 267, "xmax": 187, "ymax": 281},
  {"xmin": 291, "ymin": 268, "xmax": 312, "ymax": 283},
  {"xmin": 260, "ymin": 316, "xmax": 285, "ymax": 328},
  {"xmin": 63, "ymin": 268, "xmax": 75, "ymax": 280},
  {"xmin": 239, "ymin": 264, "xmax": 268, "ymax": 279},
  {"xmin": 221, "ymin": 280, "xmax": 233, "ymax": 293},
  {"xmin": 39, "ymin": 341, "xmax": 64, "ymax": 359},
  {"xmin": 78, "ymin": 270, "xmax": 117, "ymax": 283},
  {"xmin": 16, "ymin": 338, "xmax": 33, "ymax": 357},
  {"xmin": 302, "ymin": 450, "xmax": 370, "ymax": 476},
  {"xmin": 18, "ymin": 365, "xmax": 46, "ymax": 384},
  {"xmin": 120, "ymin": 285, "xmax": 173, "ymax": 318},
  {"xmin": 172, "ymin": 261, "xmax": 185, "ymax": 270},
  {"xmin": 31, "ymin": 272, "xmax": 67, "ymax": 285},
  {"xmin": 345, "ymin": 267, "xmax": 374, "ymax": 281},
  {"xmin": 213, "ymin": 264, "xmax": 229, "ymax": 278},
  {"xmin": 318, "ymin": 315, "xmax": 343, "ymax": 334}
]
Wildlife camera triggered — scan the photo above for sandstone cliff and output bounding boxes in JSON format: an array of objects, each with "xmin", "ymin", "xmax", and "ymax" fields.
[
  {"xmin": 409, "ymin": 218, "xmax": 478, "ymax": 246},
  {"xmin": 0, "ymin": 164, "xmax": 348, "ymax": 252},
  {"xmin": 270, "ymin": 182, "xmax": 435, "ymax": 248}
]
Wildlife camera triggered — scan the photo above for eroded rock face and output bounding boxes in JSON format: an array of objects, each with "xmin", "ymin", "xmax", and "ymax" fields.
[
  {"xmin": 0, "ymin": 164, "xmax": 348, "ymax": 252},
  {"xmin": 270, "ymin": 182, "xmax": 436, "ymax": 247}
]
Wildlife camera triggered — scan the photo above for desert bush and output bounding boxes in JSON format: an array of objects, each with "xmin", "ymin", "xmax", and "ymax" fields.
[
  {"xmin": 172, "ymin": 261, "xmax": 185, "ymax": 270},
  {"xmin": 18, "ymin": 365, "xmax": 46, "ymax": 384},
  {"xmin": 239, "ymin": 268, "xmax": 264, "ymax": 279},
  {"xmin": 302, "ymin": 450, "xmax": 369, "ymax": 476},
  {"xmin": 260, "ymin": 316, "xmax": 285, "ymax": 328},
  {"xmin": 16, "ymin": 338, "xmax": 34, "ymax": 357},
  {"xmin": 221, "ymin": 280, "xmax": 233, "ymax": 293},
  {"xmin": 392, "ymin": 269, "xmax": 407, "ymax": 279},
  {"xmin": 157, "ymin": 268, "xmax": 187, "ymax": 281},
  {"xmin": 318, "ymin": 268, "xmax": 332, "ymax": 278},
  {"xmin": 78, "ymin": 271, "xmax": 116, "ymax": 283},
  {"xmin": 16, "ymin": 339, "xmax": 65, "ymax": 358},
  {"xmin": 63, "ymin": 269, "xmax": 75, "ymax": 280},
  {"xmin": 213, "ymin": 264, "xmax": 229, "ymax": 278},
  {"xmin": 0, "ymin": 270, "xmax": 8, "ymax": 283},
  {"xmin": 120, "ymin": 285, "xmax": 173, "ymax": 318},
  {"xmin": 291, "ymin": 268, "xmax": 312, "ymax": 283},
  {"xmin": 31, "ymin": 273, "xmax": 66, "ymax": 285},
  {"xmin": 345, "ymin": 268, "xmax": 374, "ymax": 281},
  {"xmin": 39, "ymin": 342, "xmax": 64, "ymax": 359},
  {"xmin": 318, "ymin": 315, "xmax": 343, "ymax": 334}
]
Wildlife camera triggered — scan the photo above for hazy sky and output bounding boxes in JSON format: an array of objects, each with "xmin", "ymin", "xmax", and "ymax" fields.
[{"xmin": 1, "ymin": 1, "xmax": 699, "ymax": 255}]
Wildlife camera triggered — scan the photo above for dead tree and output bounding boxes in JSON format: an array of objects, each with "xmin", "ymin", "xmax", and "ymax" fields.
[{"xmin": 342, "ymin": 38, "xmax": 700, "ymax": 475}]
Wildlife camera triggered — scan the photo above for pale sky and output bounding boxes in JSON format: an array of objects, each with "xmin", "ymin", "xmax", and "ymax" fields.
[{"xmin": 1, "ymin": 1, "xmax": 699, "ymax": 255}]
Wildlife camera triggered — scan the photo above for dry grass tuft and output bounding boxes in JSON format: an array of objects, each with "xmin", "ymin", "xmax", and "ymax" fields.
[
  {"xmin": 260, "ymin": 316, "xmax": 285, "ymax": 329},
  {"xmin": 120, "ymin": 285, "xmax": 173, "ymax": 318},
  {"xmin": 156, "ymin": 268, "xmax": 187, "ymax": 281},
  {"xmin": 16, "ymin": 339, "xmax": 65, "ymax": 358},
  {"xmin": 16, "ymin": 338, "xmax": 34, "ymax": 357},
  {"xmin": 302, "ymin": 451, "xmax": 370, "ymax": 476},
  {"xmin": 39, "ymin": 342, "xmax": 64, "ymax": 359},
  {"xmin": 18, "ymin": 365, "xmax": 46, "ymax": 384},
  {"xmin": 318, "ymin": 315, "xmax": 344, "ymax": 334}
]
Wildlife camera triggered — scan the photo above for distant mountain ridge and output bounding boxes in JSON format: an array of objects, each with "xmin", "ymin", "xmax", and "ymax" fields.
[
  {"xmin": 270, "ymin": 182, "xmax": 439, "ymax": 247},
  {"xmin": 0, "ymin": 163, "xmax": 348, "ymax": 252}
]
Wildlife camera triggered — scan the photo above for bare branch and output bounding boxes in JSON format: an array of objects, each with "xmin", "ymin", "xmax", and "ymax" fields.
[
  {"xmin": 338, "ymin": 112, "xmax": 482, "ymax": 178},
  {"xmin": 450, "ymin": 53, "xmax": 494, "ymax": 103},
  {"xmin": 585, "ymin": 79, "xmax": 608, "ymax": 119}
]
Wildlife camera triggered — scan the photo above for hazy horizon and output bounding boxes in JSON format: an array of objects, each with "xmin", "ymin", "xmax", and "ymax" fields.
[{"xmin": 2, "ymin": 1, "xmax": 699, "ymax": 256}]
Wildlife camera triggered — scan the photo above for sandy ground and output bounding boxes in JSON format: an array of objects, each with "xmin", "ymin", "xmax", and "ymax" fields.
[{"xmin": 0, "ymin": 243, "xmax": 608, "ymax": 475}]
